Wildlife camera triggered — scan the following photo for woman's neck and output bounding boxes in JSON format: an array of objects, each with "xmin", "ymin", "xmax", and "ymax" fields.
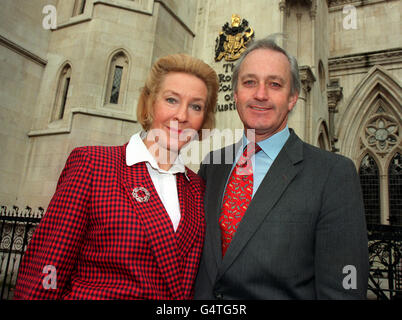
[{"xmin": 143, "ymin": 138, "xmax": 178, "ymax": 171}]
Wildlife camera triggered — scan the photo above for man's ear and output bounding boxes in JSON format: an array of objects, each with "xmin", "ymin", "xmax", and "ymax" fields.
[{"xmin": 288, "ymin": 92, "xmax": 299, "ymax": 112}]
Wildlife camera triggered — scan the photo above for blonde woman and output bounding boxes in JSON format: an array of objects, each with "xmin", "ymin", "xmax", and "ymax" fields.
[{"xmin": 14, "ymin": 54, "xmax": 218, "ymax": 300}]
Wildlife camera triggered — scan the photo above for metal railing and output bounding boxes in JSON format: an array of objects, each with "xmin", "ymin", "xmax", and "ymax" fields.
[
  {"xmin": 1, "ymin": 205, "xmax": 401, "ymax": 300},
  {"xmin": 367, "ymin": 224, "xmax": 402, "ymax": 300},
  {"xmin": 0, "ymin": 205, "xmax": 43, "ymax": 300}
]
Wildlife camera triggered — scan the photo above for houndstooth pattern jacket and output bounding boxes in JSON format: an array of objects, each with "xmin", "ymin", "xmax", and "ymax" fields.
[{"xmin": 14, "ymin": 144, "xmax": 205, "ymax": 299}]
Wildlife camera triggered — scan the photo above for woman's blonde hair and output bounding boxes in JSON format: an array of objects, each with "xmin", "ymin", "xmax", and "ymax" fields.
[{"xmin": 137, "ymin": 53, "xmax": 218, "ymax": 138}]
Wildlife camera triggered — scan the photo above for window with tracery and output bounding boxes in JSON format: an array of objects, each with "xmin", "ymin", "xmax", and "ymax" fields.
[
  {"xmin": 358, "ymin": 99, "xmax": 401, "ymax": 226},
  {"xmin": 364, "ymin": 111, "xmax": 398, "ymax": 155}
]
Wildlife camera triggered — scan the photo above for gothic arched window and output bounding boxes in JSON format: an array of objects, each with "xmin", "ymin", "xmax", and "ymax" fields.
[
  {"xmin": 52, "ymin": 63, "xmax": 72, "ymax": 121},
  {"xmin": 359, "ymin": 154, "xmax": 381, "ymax": 225},
  {"xmin": 357, "ymin": 97, "xmax": 401, "ymax": 226},
  {"xmin": 105, "ymin": 51, "xmax": 129, "ymax": 106}
]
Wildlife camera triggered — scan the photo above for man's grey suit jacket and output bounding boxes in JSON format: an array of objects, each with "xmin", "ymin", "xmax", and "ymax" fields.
[{"xmin": 194, "ymin": 129, "xmax": 369, "ymax": 299}]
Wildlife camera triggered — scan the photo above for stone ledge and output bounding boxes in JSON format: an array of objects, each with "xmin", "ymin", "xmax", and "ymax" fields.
[
  {"xmin": 28, "ymin": 107, "xmax": 137, "ymax": 137},
  {"xmin": 328, "ymin": 0, "xmax": 391, "ymax": 11},
  {"xmin": 55, "ymin": 0, "xmax": 195, "ymax": 37},
  {"xmin": 329, "ymin": 48, "xmax": 402, "ymax": 71},
  {"xmin": 0, "ymin": 34, "xmax": 47, "ymax": 67}
]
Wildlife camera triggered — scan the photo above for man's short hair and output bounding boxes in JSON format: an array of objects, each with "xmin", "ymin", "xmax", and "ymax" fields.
[{"xmin": 232, "ymin": 34, "xmax": 301, "ymax": 96}]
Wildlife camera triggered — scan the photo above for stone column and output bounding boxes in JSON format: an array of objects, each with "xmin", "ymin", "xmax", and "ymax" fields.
[
  {"xmin": 327, "ymin": 79, "xmax": 343, "ymax": 152},
  {"xmin": 292, "ymin": 65, "xmax": 315, "ymax": 143}
]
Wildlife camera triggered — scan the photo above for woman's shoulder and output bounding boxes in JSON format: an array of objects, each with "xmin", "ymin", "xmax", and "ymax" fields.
[{"xmin": 69, "ymin": 144, "xmax": 126, "ymax": 165}]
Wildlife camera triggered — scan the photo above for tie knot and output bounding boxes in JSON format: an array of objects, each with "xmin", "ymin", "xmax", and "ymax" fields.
[{"xmin": 238, "ymin": 143, "xmax": 261, "ymax": 166}]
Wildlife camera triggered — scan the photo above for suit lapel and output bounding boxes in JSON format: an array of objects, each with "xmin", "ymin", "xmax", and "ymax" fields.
[
  {"xmin": 207, "ymin": 163, "xmax": 233, "ymax": 269},
  {"xmin": 205, "ymin": 142, "xmax": 241, "ymax": 274},
  {"xmin": 217, "ymin": 131, "xmax": 304, "ymax": 280},
  {"xmin": 175, "ymin": 172, "xmax": 201, "ymax": 261},
  {"xmin": 175, "ymin": 171, "xmax": 205, "ymax": 297},
  {"xmin": 118, "ymin": 146, "xmax": 183, "ymax": 299}
]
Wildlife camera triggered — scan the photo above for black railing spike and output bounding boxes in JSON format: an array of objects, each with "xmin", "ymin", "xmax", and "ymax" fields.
[
  {"xmin": 25, "ymin": 206, "xmax": 32, "ymax": 218},
  {"xmin": 38, "ymin": 207, "xmax": 44, "ymax": 218}
]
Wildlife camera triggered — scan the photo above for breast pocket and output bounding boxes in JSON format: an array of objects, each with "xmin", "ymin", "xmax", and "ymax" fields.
[{"xmin": 267, "ymin": 197, "xmax": 312, "ymax": 223}]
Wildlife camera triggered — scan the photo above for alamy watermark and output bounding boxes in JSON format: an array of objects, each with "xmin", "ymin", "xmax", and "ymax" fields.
[
  {"xmin": 343, "ymin": 5, "xmax": 357, "ymax": 30},
  {"xmin": 41, "ymin": 4, "xmax": 357, "ymax": 33},
  {"xmin": 42, "ymin": 264, "xmax": 57, "ymax": 289},
  {"xmin": 342, "ymin": 265, "xmax": 357, "ymax": 290},
  {"xmin": 42, "ymin": 5, "xmax": 57, "ymax": 30}
]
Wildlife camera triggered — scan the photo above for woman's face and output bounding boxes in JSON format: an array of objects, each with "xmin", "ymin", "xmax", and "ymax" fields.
[{"xmin": 147, "ymin": 72, "xmax": 208, "ymax": 156}]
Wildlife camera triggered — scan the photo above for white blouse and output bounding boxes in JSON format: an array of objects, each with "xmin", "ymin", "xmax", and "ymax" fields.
[{"xmin": 125, "ymin": 132, "xmax": 185, "ymax": 232}]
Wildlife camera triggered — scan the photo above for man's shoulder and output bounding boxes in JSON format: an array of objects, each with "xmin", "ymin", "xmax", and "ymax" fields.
[
  {"xmin": 302, "ymin": 141, "xmax": 353, "ymax": 165},
  {"xmin": 282, "ymin": 130, "xmax": 355, "ymax": 175},
  {"xmin": 296, "ymin": 141, "xmax": 357, "ymax": 180}
]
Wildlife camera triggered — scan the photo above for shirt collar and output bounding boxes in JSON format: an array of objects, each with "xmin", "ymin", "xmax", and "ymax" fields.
[
  {"xmin": 126, "ymin": 131, "xmax": 186, "ymax": 174},
  {"xmin": 242, "ymin": 125, "xmax": 290, "ymax": 160}
]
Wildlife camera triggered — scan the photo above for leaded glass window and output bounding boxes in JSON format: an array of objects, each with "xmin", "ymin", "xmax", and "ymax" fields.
[
  {"xmin": 389, "ymin": 153, "xmax": 402, "ymax": 226},
  {"xmin": 105, "ymin": 51, "xmax": 129, "ymax": 106},
  {"xmin": 357, "ymin": 97, "xmax": 401, "ymax": 225},
  {"xmin": 110, "ymin": 66, "xmax": 123, "ymax": 104},
  {"xmin": 359, "ymin": 154, "xmax": 381, "ymax": 225}
]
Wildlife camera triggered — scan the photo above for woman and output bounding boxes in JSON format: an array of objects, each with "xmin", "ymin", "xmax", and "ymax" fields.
[{"xmin": 13, "ymin": 53, "xmax": 218, "ymax": 299}]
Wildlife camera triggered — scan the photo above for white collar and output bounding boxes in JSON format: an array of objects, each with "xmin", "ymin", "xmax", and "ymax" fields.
[{"xmin": 126, "ymin": 131, "xmax": 186, "ymax": 175}]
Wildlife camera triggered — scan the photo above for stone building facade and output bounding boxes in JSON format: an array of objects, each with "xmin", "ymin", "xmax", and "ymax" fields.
[{"xmin": 0, "ymin": 0, "xmax": 401, "ymax": 225}]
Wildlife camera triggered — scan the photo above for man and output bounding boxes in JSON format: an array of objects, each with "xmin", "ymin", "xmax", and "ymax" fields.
[{"xmin": 194, "ymin": 37, "xmax": 369, "ymax": 299}]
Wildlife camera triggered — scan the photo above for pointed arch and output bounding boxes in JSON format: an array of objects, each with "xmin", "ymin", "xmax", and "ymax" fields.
[
  {"xmin": 337, "ymin": 66, "xmax": 402, "ymax": 160},
  {"xmin": 318, "ymin": 60, "xmax": 326, "ymax": 93},
  {"xmin": 316, "ymin": 120, "xmax": 330, "ymax": 151},
  {"xmin": 340, "ymin": 66, "xmax": 402, "ymax": 226},
  {"xmin": 51, "ymin": 61, "xmax": 72, "ymax": 122},
  {"xmin": 104, "ymin": 48, "xmax": 131, "ymax": 107}
]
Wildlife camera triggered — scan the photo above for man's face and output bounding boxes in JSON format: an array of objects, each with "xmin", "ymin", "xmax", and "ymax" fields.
[{"xmin": 234, "ymin": 48, "xmax": 298, "ymax": 142}]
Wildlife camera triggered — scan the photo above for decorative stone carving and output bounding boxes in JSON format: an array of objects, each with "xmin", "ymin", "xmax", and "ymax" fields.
[
  {"xmin": 327, "ymin": 79, "xmax": 343, "ymax": 151},
  {"xmin": 364, "ymin": 114, "xmax": 399, "ymax": 154},
  {"xmin": 361, "ymin": 104, "xmax": 400, "ymax": 158},
  {"xmin": 299, "ymin": 65, "xmax": 316, "ymax": 93},
  {"xmin": 329, "ymin": 48, "xmax": 402, "ymax": 72}
]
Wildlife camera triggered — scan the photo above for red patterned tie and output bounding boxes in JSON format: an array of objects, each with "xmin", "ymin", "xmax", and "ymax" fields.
[{"xmin": 220, "ymin": 143, "xmax": 262, "ymax": 256}]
